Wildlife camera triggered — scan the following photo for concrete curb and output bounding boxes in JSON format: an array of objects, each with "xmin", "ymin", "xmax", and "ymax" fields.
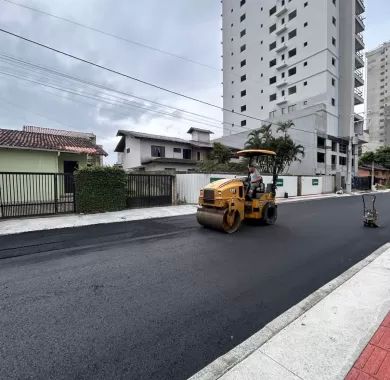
[{"xmin": 189, "ymin": 242, "xmax": 390, "ymax": 380}]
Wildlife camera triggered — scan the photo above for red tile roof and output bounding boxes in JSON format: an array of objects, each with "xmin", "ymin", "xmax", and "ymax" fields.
[{"xmin": 0, "ymin": 128, "xmax": 107, "ymax": 156}]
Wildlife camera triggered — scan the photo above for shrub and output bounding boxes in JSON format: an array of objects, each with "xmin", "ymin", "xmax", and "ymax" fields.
[{"xmin": 75, "ymin": 166, "xmax": 127, "ymax": 213}]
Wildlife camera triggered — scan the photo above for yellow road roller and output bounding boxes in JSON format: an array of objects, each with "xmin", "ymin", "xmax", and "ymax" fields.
[{"xmin": 197, "ymin": 149, "xmax": 278, "ymax": 233}]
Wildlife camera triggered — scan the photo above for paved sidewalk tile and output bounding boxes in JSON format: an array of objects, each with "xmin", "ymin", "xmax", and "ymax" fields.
[{"xmin": 345, "ymin": 312, "xmax": 390, "ymax": 380}]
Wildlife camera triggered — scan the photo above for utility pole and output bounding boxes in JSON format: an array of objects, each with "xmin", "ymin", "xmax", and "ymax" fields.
[
  {"xmin": 346, "ymin": 136, "xmax": 353, "ymax": 193},
  {"xmin": 371, "ymin": 160, "xmax": 375, "ymax": 191}
]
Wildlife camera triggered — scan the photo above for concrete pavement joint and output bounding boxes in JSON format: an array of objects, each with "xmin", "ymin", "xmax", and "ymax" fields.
[{"xmin": 189, "ymin": 242, "xmax": 390, "ymax": 380}]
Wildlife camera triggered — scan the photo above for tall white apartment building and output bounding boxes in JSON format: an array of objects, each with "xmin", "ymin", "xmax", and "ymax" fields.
[
  {"xmin": 219, "ymin": 0, "xmax": 365, "ymax": 184},
  {"xmin": 366, "ymin": 42, "xmax": 390, "ymax": 150}
]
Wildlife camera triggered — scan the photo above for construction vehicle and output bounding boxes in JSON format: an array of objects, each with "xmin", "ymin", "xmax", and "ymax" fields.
[
  {"xmin": 362, "ymin": 194, "xmax": 379, "ymax": 228},
  {"xmin": 196, "ymin": 149, "xmax": 278, "ymax": 233}
]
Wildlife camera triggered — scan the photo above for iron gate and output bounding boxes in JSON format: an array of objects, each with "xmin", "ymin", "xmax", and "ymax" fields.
[
  {"xmin": 127, "ymin": 174, "xmax": 173, "ymax": 208},
  {"xmin": 0, "ymin": 172, "xmax": 75, "ymax": 218}
]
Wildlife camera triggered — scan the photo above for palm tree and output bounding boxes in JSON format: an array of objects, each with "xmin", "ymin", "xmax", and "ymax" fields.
[{"xmin": 277, "ymin": 120, "xmax": 295, "ymax": 138}]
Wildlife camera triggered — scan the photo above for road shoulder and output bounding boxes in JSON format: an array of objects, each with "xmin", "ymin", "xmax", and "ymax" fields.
[{"xmin": 190, "ymin": 243, "xmax": 390, "ymax": 380}]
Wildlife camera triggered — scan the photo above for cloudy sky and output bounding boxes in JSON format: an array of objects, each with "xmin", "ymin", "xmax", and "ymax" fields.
[{"xmin": 0, "ymin": 0, "xmax": 388, "ymax": 164}]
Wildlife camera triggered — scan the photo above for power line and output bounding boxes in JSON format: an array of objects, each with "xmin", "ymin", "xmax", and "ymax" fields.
[
  {"xmin": 0, "ymin": 52, "xmax": 225, "ymax": 126},
  {"xmin": 0, "ymin": 0, "xmax": 219, "ymax": 72},
  {"xmin": 0, "ymin": 27, "xmax": 317, "ymax": 136}
]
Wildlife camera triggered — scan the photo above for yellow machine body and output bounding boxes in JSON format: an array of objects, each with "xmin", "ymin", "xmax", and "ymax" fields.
[{"xmin": 197, "ymin": 149, "xmax": 278, "ymax": 233}]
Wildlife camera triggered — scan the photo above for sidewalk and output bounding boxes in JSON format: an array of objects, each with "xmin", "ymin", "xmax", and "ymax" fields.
[
  {"xmin": 0, "ymin": 191, "xmax": 387, "ymax": 236},
  {"xmin": 190, "ymin": 243, "xmax": 390, "ymax": 380}
]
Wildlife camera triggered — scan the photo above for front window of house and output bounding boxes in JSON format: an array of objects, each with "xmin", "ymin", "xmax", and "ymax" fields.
[
  {"xmin": 183, "ymin": 149, "xmax": 192, "ymax": 159},
  {"xmin": 151, "ymin": 145, "xmax": 165, "ymax": 158}
]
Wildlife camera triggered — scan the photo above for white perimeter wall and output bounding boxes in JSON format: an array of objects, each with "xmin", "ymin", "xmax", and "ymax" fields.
[{"xmin": 176, "ymin": 174, "xmax": 335, "ymax": 204}]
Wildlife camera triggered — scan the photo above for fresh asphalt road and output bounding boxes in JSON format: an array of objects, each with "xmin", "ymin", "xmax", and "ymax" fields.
[{"xmin": 0, "ymin": 194, "xmax": 389, "ymax": 380}]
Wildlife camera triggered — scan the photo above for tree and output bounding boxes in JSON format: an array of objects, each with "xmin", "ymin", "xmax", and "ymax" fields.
[
  {"xmin": 244, "ymin": 120, "xmax": 305, "ymax": 174},
  {"xmin": 359, "ymin": 146, "xmax": 390, "ymax": 169},
  {"xmin": 209, "ymin": 143, "xmax": 232, "ymax": 164}
]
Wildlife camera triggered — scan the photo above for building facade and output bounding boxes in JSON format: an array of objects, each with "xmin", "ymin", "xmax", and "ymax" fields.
[
  {"xmin": 220, "ymin": 0, "xmax": 365, "ymax": 183},
  {"xmin": 115, "ymin": 128, "xmax": 213, "ymax": 172},
  {"xmin": 366, "ymin": 42, "xmax": 390, "ymax": 150}
]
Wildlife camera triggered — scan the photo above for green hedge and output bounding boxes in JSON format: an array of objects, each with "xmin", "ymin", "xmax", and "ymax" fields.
[{"xmin": 75, "ymin": 167, "xmax": 127, "ymax": 213}]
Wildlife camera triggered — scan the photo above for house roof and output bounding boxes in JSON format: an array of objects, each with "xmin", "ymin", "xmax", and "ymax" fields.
[
  {"xmin": 359, "ymin": 164, "xmax": 390, "ymax": 171},
  {"xmin": 115, "ymin": 130, "xmax": 213, "ymax": 152},
  {"xmin": 187, "ymin": 127, "xmax": 214, "ymax": 134},
  {"xmin": 0, "ymin": 128, "xmax": 107, "ymax": 156}
]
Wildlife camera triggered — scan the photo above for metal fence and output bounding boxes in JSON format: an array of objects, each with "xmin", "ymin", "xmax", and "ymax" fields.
[
  {"xmin": 127, "ymin": 174, "xmax": 173, "ymax": 208},
  {"xmin": 0, "ymin": 172, "xmax": 75, "ymax": 218}
]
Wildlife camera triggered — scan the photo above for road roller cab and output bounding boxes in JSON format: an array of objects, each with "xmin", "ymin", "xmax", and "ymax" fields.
[{"xmin": 197, "ymin": 149, "xmax": 278, "ymax": 233}]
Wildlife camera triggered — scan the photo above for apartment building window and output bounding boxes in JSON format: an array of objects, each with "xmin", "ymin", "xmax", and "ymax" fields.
[
  {"xmin": 331, "ymin": 141, "xmax": 337, "ymax": 152},
  {"xmin": 332, "ymin": 57, "xmax": 336, "ymax": 66},
  {"xmin": 332, "ymin": 98, "xmax": 336, "ymax": 106},
  {"xmin": 240, "ymin": 0, "xmax": 246, "ymax": 6},
  {"xmin": 339, "ymin": 143, "xmax": 347, "ymax": 154},
  {"xmin": 339, "ymin": 157, "xmax": 346, "ymax": 166},
  {"xmin": 269, "ymin": 24, "xmax": 277, "ymax": 33},
  {"xmin": 288, "ymin": 48, "xmax": 297, "ymax": 58},
  {"xmin": 241, "ymin": 120, "xmax": 247, "ymax": 126},
  {"xmin": 151, "ymin": 145, "xmax": 165, "ymax": 158},
  {"xmin": 304, "ymin": 42, "xmax": 308, "ymax": 47},
  {"xmin": 317, "ymin": 152, "xmax": 325, "ymax": 163},
  {"xmin": 183, "ymin": 149, "xmax": 192, "ymax": 160},
  {"xmin": 270, "ymin": 76, "xmax": 277, "ymax": 84},
  {"xmin": 332, "ymin": 0, "xmax": 336, "ymax": 5},
  {"xmin": 288, "ymin": 29, "xmax": 297, "ymax": 39},
  {"xmin": 241, "ymin": 59, "xmax": 246, "ymax": 67},
  {"xmin": 240, "ymin": 14, "xmax": 246, "ymax": 22},
  {"xmin": 269, "ymin": 110, "xmax": 276, "ymax": 118},
  {"xmin": 332, "ymin": 37, "xmax": 336, "ymax": 46},
  {"xmin": 270, "ymin": 58, "xmax": 277, "ymax": 67},
  {"xmin": 173, "ymin": 148, "xmax": 182, "ymax": 153},
  {"xmin": 288, "ymin": 86, "xmax": 297, "ymax": 95},
  {"xmin": 126, "ymin": 148, "xmax": 130, "ymax": 153},
  {"xmin": 317, "ymin": 137, "xmax": 326, "ymax": 149},
  {"xmin": 240, "ymin": 29, "xmax": 246, "ymax": 37},
  {"xmin": 304, "ymin": 22, "xmax": 308, "ymax": 27},
  {"xmin": 241, "ymin": 105, "xmax": 247, "ymax": 112},
  {"xmin": 288, "ymin": 104, "xmax": 297, "ymax": 112},
  {"xmin": 241, "ymin": 90, "xmax": 247, "ymax": 97},
  {"xmin": 281, "ymin": 90, "xmax": 285, "ymax": 96},
  {"xmin": 270, "ymin": 93, "xmax": 277, "ymax": 101},
  {"xmin": 289, "ymin": 10, "xmax": 297, "ymax": 21},
  {"xmin": 281, "ymin": 17, "xmax": 285, "ymax": 24},
  {"xmin": 288, "ymin": 67, "xmax": 297, "ymax": 76},
  {"xmin": 304, "ymin": 81, "xmax": 308, "ymax": 86},
  {"xmin": 240, "ymin": 44, "xmax": 246, "ymax": 52},
  {"xmin": 269, "ymin": 41, "xmax": 277, "ymax": 50},
  {"xmin": 241, "ymin": 74, "xmax": 246, "ymax": 82},
  {"xmin": 332, "ymin": 17, "xmax": 336, "ymax": 26},
  {"xmin": 304, "ymin": 2, "xmax": 308, "ymax": 7},
  {"xmin": 261, "ymin": 106, "xmax": 264, "ymax": 109},
  {"xmin": 281, "ymin": 36, "xmax": 285, "ymax": 43},
  {"xmin": 304, "ymin": 61, "xmax": 308, "ymax": 67},
  {"xmin": 270, "ymin": 6, "xmax": 276, "ymax": 16},
  {"xmin": 332, "ymin": 78, "xmax": 336, "ymax": 86}
]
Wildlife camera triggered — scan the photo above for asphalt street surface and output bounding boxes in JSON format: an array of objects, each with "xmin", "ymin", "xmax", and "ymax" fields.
[{"xmin": 1, "ymin": 194, "xmax": 389, "ymax": 380}]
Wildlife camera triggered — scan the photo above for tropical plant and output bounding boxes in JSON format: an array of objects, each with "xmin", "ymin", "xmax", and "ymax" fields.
[
  {"xmin": 244, "ymin": 120, "xmax": 305, "ymax": 174},
  {"xmin": 208, "ymin": 142, "xmax": 232, "ymax": 164}
]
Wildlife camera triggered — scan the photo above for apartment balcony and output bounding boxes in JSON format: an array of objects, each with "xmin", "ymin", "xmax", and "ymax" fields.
[
  {"xmin": 354, "ymin": 70, "xmax": 364, "ymax": 88},
  {"xmin": 276, "ymin": 80, "xmax": 288, "ymax": 88},
  {"xmin": 275, "ymin": 6, "xmax": 288, "ymax": 17},
  {"xmin": 355, "ymin": 33, "xmax": 365, "ymax": 51},
  {"xmin": 354, "ymin": 88, "xmax": 364, "ymax": 105},
  {"xmin": 276, "ymin": 25, "xmax": 287, "ymax": 35},
  {"xmin": 355, "ymin": 14, "xmax": 365, "ymax": 34},
  {"xmin": 276, "ymin": 61, "xmax": 288, "ymax": 70},
  {"xmin": 276, "ymin": 98, "xmax": 288, "ymax": 106},
  {"xmin": 354, "ymin": 114, "xmax": 364, "ymax": 135},
  {"xmin": 356, "ymin": 0, "xmax": 365, "ymax": 15},
  {"xmin": 275, "ymin": 44, "xmax": 288, "ymax": 53},
  {"xmin": 355, "ymin": 51, "xmax": 364, "ymax": 69}
]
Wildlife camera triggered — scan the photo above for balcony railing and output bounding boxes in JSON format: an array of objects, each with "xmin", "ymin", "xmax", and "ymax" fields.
[
  {"xmin": 356, "ymin": 33, "xmax": 364, "ymax": 44},
  {"xmin": 356, "ymin": 14, "xmax": 365, "ymax": 27},
  {"xmin": 356, "ymin": 51, "xmax": 364, "ymax": 60},
  {"xmin": 355, "ymin": 70, "xmax": 364, "ymax": 79},
  {"xmin": 355, "ymin": 87, "xmax": 363, "ymax": 97}
]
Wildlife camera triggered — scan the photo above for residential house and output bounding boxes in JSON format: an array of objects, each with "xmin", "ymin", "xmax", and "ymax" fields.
[
  {"xmin": 0, "ymin": 126, "xmax": 107, "ymax": 173},
  {"xmin": 358, "ymin": 164, "xmax": 390, "ymax": 186},
  {"xmin": 115, "ymin": 128, "xmax": 213, "ymax": 172}
]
